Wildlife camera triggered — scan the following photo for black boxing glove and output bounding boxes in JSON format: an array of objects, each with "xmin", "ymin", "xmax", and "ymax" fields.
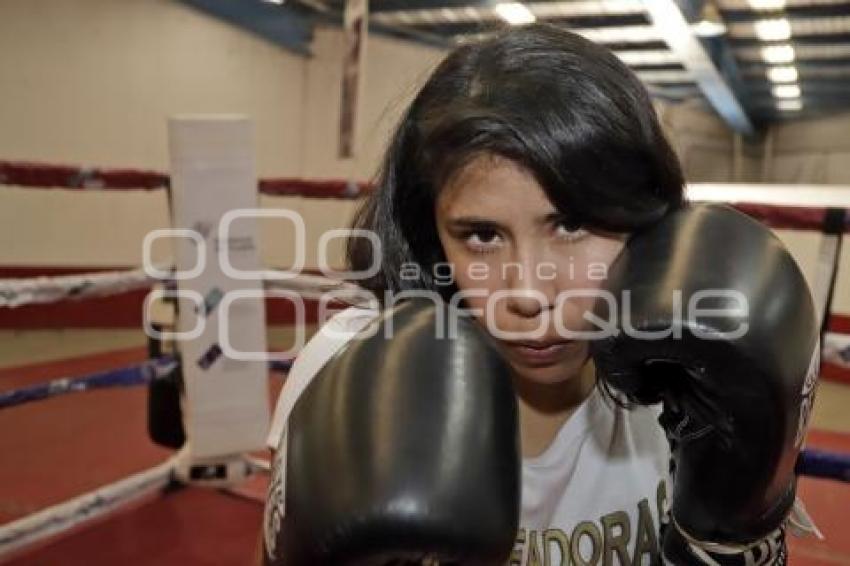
[
  {"xmin": 263, "ymin": 299, "xmax": 521, "ymax": 565},
  {"xmin": 591, "ymin": 204, "xmax": 819, "ymax": 563}
]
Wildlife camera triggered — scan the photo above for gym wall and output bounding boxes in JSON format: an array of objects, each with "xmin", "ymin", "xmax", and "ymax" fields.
[{"xmin": 0, "ymin": 0, "xmax": 847, "ymax": 318}]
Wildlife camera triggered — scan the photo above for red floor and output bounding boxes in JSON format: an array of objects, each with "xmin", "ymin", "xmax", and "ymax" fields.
[
  {"xmin": 3, "ymin": 488, "xmax": 264, "ymax": 566},
  {"xmin": 0, "ymin": 349, "xmax": 279, "ymax": 565},
  {"xmin": 0, "ymin": 348, "xmax": 172, "ymax": 525},
  {"xmin": 1, "ymin": 350, "xmax": 849, "ymax": 565},
  {"xmin": 788, "ymin": 429, "xmax": 850, "ymax": 565}
]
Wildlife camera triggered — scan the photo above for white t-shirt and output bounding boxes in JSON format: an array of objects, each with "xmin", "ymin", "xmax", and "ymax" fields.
[{"xmin": 266, "ymin": 307, "xmax": 672, "ymax": 566}]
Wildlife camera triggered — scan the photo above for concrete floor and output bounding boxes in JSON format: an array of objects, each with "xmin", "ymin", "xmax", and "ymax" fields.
[{"xmin": 2, "ymin": 327, "xmax": 850, "ymax": 433}]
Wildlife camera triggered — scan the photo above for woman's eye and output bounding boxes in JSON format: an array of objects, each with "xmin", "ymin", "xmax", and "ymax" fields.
[
  {"xmin": 555, "ymin": 221, "xmax": 588, "ymax": 242},
  {"xmin": 463, "ymin": 230, "xmax": 503, "ymax": 252}
]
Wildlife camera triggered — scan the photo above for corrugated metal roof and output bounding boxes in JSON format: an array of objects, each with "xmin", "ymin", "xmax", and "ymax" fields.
[
  {"xmin": 209, "ymin": 0, "xmax": 850, "ymax": 128},
  {"xmin": 359, "ymin": 0, "xmax": 850, "ymax": 126}
]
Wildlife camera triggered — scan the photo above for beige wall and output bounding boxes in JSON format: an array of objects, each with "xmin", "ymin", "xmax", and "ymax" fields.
[
  {"xmin": 659, "ymin": 102, "xmax": 850, "ymax": 186},
  {"xmin": 659, "ymin": 100, "xmax": 739, "ymax": 183},
  {"xmin": 766, "ymin": 112, "xmax": 850, "ymax": 185},
  {"xmin": 0, "ymin": 0, "xmax": 847, "ymax": 311},
  {"xmin": 0, "ymin": 0, "xmax": 443, "ymax": 270},
  {"xmin": 300, "ymin": 27, "xmax": 443, "ymax": 180},
  {"xmin": 0, "ymin": 0, "xmax": 307, "ymax": 175},
  {"xmin": 774, "ymin": 229, "xmax": 850, "ymax": 316},
  {"xmin": 658, "ymin": 102, "xmax": 850, "ymax": 313},
  {"xmin": 0, "ymin": 0, "xmax": 306, "ymax": 268}
]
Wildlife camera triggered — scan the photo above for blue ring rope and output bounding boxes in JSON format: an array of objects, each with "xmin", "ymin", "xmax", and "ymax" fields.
[
  {"xmin": 0, "ymin": 356, "xmax": 292, "ymax": 410},
  {"xmin": 2, "ymin": 357, "xmax": 848, "ymax": 483}
]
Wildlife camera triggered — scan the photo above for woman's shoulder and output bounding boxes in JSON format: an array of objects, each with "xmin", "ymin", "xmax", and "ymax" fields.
[
  {"xmin": 298, "ymin": 305, "xmax": 381, "ymax": 365},
  {"xmin": 606, "ymin": 395, "xmax": 670, "ymax": 477},
  {"xmin": 324, "ymin": 304, "xmax": 383, "ymax": 333},
  {"xmin": 266, "ymin": 305, "xmax": 381, "ymax": 450}
]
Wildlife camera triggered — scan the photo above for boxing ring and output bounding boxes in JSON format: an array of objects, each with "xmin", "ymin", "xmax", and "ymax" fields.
[{"xmin": 0, "ymin": 128, "xmax": 849, "ymax": 563}]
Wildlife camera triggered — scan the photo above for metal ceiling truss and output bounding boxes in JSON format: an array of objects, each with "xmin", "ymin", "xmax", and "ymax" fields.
[
  {"xmin": 181, "ymin": 0, "xmax": 850, "ymax": 125},
  {"xmin": 718, "ymin": 0, "xmax": 850, "ymax": 120},
  {"xmin": 179, "ymin": 0, "xmax": 316, "ymax": 54},
  {"xmin": 368, "ymin": 0, "xmax": 757, "ymax": 133}
]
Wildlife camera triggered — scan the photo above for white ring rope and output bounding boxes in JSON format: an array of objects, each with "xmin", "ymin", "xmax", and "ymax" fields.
[
  {"xmin": 825, "ymin": 332, "xmax": 850, "ymax": 369},
  {"xmin": 0, "ymin": 266, "xmax": 159, "ymax": 308},
  {"xmin": 0, "ymin": 267, "xmax": 368, "ymax": 309},
  {"xmin": 687, "ymin": 183, "xmax": 850, "ymax": 208},
  {"xmin": 0, "ymin": 455, "xmax": 179, "ymax": 558},
  {"xmin": 263, "ymin": 273, "xmax": 373, "ymax": 305}
]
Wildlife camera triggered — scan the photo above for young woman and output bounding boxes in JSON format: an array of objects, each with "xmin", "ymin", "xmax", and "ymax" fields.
[{"xmin": 262, "ymin": 24, "xmax": 796, "ymax": 566}]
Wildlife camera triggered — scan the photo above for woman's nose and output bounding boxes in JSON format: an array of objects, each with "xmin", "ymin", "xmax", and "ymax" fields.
[
  {"xmin": 503, "ymin": 254, "xmax": 557, "ymax": 319},
  {"xmin": 506, "ymin": 290, "xmax": 552, "ymax": 318}
]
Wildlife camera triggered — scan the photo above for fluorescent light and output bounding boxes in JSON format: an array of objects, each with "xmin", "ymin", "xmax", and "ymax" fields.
[
  {"xmin": 262, "ymin": 0, "xmax": 285, "ymax": 4},
  {"xmin": 777, "ymin": 99, "xmax": 803, "ymax": 111},
  {"xmin": 754, "ymin": 19, "xmax": 791, "ymax": 41},
  {"xmin": 748, "ymin": 0, "xmax": 786, "ymax": 10},
  {"xmin": 773, "ymin": 84, "xmax": 801, "ymax": 98},
  {"xmin": 761, "ymin": 44, "xmax": 796, "ymax": 64},
  {"xmin": 692, "ymin": 20, "xmax": 727, "ymax": 37},
  {"xmin": 494, "ymin": 2, "xmax": 536, "ymax": 25},
  {"xmin": 767, "ymin": 66, "xmax": 798, "ymax": 83}
]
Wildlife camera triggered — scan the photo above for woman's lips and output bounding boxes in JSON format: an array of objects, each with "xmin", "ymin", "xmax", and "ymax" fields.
[{"xmin": 502, "ymin": 339, "xmax": 576, "ymax": 367}]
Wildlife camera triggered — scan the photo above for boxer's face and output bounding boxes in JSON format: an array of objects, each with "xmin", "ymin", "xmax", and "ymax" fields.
[{"xmin": 435, "ymin": 153, "xmax": 626, "ymax": 385}]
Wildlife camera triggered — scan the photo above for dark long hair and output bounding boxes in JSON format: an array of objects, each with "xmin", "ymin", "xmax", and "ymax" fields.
[{"xmin": 348, "ymin": 24, "xmax": 685, "ymax": 301}]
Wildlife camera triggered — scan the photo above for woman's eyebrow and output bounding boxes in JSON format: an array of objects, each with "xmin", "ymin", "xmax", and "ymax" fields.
[
  {"xmin": 447, "ymin": 212, "xmax": 564, "ymax": 228},
  {"xmin": 446, "ymin": 217, "xmax": 502, "ymax": 229},
  {"xmin": 541, "ymin": 212, "xmax": 565, "ymax": 224}
]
